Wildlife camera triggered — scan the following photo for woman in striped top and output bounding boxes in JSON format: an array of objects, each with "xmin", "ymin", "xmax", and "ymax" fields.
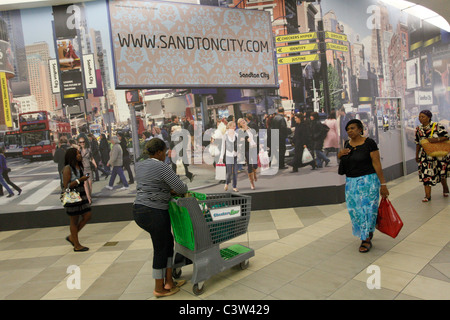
[{"xmin": 133, "ymin": 138, "xmax": 188, "ymax": 298}]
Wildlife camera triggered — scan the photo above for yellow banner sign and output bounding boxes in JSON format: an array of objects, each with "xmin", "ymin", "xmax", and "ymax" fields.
[
  {"xmin": 277, "ymin": 43, "xmax": 318, "ymax": 54},
  {"xmin": 325, "ymin": 31, "xmax": 347, "ymax": 42},
  {"xmin": 0, "ymin": 72, "xmax": 12, "ymax": 127},
  {"xmin": 275, "ymin": 32, "xmax": 317, "ymax": 43},
  {"xmin": 277, "ymin": 54, "xmax": 319, "ymax": 65},
  {"xmin": 326, "ymin": 43, "xmax": 348, "ymax": 52}
]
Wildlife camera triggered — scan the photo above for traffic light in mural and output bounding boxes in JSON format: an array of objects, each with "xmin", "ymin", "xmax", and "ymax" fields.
[{"xmin": 125, "ymin": 90, "xmax": 141, "ymax": 104}]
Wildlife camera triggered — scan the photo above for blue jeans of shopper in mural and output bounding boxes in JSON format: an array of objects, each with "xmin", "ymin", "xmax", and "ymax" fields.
[
  {"xmin": 0, "ymin": 174, "xmax": 13, "ymax": 196},
  {"xmin": 108, "ymin": 166, "xmax": 129, "ymax": 188},
  {"xmin": 314, "ymin": 149, "xmax": 330, "ymax": 168}
]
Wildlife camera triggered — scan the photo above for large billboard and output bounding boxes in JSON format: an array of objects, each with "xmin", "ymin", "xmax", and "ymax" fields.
[{"xmin": 107, "ymin": 0, "xmax": 277, "ymax": 89}]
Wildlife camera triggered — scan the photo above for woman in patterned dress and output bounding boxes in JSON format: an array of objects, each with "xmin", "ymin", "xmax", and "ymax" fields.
[
  {"xmin": 414, "ymin": 110, "xmax": 449, "ymax": 202},
  {"xmin": 338, "ymin": 119, "xmax": 389, "ymax": 253}
]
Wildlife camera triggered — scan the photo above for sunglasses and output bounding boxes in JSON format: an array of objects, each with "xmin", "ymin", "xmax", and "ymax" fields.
[{"xmin": 78, "ymin": 141, "xmax": 85, "ymax": 144}]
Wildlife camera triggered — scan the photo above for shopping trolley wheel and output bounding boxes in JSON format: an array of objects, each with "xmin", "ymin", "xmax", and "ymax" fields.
[
  {"xmin": 239, "ymin": 260, "xmax": 249, "ymax": 270},
  {"xmin": 173, "ymin": 268, "xmax": 182, "ymax": 279},
  {"xmin": 192, "ymin": 283, "xmax": 205, "ymax": 295}
]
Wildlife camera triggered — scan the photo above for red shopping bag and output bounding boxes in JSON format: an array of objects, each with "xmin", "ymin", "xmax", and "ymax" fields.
[{"xmin": 376, "ymin": 198, "xmax": 403, "ymax": 238}]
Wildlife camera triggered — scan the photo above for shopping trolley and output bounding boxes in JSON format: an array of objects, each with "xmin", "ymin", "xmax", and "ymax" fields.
[{"xmin": 169, "ymin": 191, "xmax": 254, "ymax": 295}]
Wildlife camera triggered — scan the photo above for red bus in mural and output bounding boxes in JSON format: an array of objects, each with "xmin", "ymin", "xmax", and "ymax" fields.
[{"xmin": 19, "ymin": 111, "xmax": 71, "ymax": 160}]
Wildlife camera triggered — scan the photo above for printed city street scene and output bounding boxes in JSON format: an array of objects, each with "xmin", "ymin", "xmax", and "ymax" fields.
[{"xmin": 0, "ymin": 0, "xmax": 449, "ymax": 216}]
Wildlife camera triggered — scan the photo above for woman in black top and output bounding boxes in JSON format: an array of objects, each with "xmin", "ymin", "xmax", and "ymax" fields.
[
  {"xmin": 338, "ymin": 119, "xmax": 389, "ymax": 253},
  {"xmin": 118, "ymin": 132, "xmax": 134, "ymax": 184},
  {"xmin": 99, "ymin": 134, "xmax": 111, "ymax": 174}
]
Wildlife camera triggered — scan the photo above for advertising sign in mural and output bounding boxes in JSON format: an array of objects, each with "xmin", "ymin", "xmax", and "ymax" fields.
[
  {"xmin": 107, "ymin": 0, "xmax": 277, "ymax": 88},
  {"xmin": 0, "ymin": 40, "xmax": 14, "ymax": 76}
]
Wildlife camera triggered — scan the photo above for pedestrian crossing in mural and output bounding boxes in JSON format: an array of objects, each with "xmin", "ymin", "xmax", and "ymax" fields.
[{"xmin": 0, "ymin": 179, "xmax": 61, "ymax": 208}]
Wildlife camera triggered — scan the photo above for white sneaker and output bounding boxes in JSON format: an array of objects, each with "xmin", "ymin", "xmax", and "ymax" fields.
[
  {"xmin": 105, "ymin": 186, "xmax": 113, "ymax": 190},
  {"xmin": 119, "ymin": 186, "xmax": 129, "ymax": 190}
]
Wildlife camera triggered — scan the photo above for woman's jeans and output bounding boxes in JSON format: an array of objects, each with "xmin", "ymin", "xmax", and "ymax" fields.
[
  {"xmin": 133, "ymin": 204, "xmax": 174, "ymax": 279},
  {"xmin": 225, "ymin": 157, "xmax": 237, "ymax": 188},
  {"xmin": 108, "ymin": 166, "xmax": 129, "ymax": 188}
]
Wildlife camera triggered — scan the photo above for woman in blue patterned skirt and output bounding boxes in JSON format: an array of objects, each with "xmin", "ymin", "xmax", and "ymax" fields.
[{"xmin": 338, "ymin": 119, "xmax": 389, "ymax": 253}]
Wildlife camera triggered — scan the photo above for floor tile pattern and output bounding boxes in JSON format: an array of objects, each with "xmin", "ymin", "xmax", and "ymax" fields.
[{"xmin": 0, "ymin": 173, "xmax": 449, "ymax": 300}]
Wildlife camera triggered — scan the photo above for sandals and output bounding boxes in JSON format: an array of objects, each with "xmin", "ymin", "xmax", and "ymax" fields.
[
  {"xmin": 359, "ymin": 240, "xmax": 372, "ymax": 253},
  {"xmin": 422, "ymin": 197, "xmax": 431, "ymax": 202},
  {"xmin": 153, "ymin": 287, "xmax": 180, "ymax": 298},
  {"xmin": 165, "ymin": 279, "xmax": 186, "ymax": 290}
]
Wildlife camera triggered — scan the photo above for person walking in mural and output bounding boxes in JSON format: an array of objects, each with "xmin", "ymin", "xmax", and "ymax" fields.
[
  {"xmin": 237, "ymin": 118, "xmax": 258, "ymax": 190},
  {"xmin": 309, "ymin": 112, "xmax": 330, "ymax": 168},
  {"xmin": 106, "ymin": 136, "xmax": 129, "ymax": 190},
  {"xmin": 323, "ymin": 110, "xmax": 339, "ymax": 159},
  {"xmin": 53, "ymin": 136, "xmax": 69, "ymax": 188},
  {"xmin": 117, "ymin": 132, "xmax": 134, "ymax": 185},
  {"xmin": 414, "ymin": 110, "xmax": 450, "ymax": 202},
  {"xmin": 337, "ymin": 107, "xmax": 352, "ymax": 148},
  {"xmin": 77, "ymin": 137, "xmax": 95, "ymax": 204},
  {"xmin": 99, "ymin": 134, "xmax": 111, "ymax": 176},
  {"xmin": 169, "ymin": 125, "xmax": 194, "ymax": 182},
  {"xmin": 338, "ymin": 119, "xmax": 389, "ymax": 253},
  {"xmin": 269, "ymin": 107, "xmax": 290, "ymax": 169},
  {"xmin": 88, "ymin": 133, "xmax": 108, "ymax": 181},
  {"xmin": 290, "ymin": 113, "xmax": 316, "ymax": 172},
  {"xmin": 0, "ymin": 147, "xmax": 21, "ymax": 197},
  {"xmin": 219, "ymin": 121, "xmax": 239, "ymax": 192}
]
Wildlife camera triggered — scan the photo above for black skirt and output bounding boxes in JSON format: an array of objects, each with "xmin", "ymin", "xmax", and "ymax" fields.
[{"xmin": 65, "ymin": 184, "xmax": 91, "ymax": 216}]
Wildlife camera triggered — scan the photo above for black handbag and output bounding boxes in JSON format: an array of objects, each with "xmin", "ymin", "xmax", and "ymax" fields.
[
  {"xmin": 338, "ymin": 140, "xmax": 350, "ymax": 175},
  {"xmin": 338, "ymin": 158, "xmax": 346, "ymax": 175}
]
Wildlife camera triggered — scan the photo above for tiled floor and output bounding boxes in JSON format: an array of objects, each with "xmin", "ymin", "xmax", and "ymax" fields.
[{"xmin": 0, "ymin": 173, "xmax": 449, "ymax": 300}]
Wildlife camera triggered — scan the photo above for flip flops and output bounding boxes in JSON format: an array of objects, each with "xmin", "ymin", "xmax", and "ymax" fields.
[
  {"xmin": 164, "ymin": 279, "xmax": 186, "ymax": 291},
  {"xmin": 154, "ymin": 287, "xmax": 180, "ymax": 298}
]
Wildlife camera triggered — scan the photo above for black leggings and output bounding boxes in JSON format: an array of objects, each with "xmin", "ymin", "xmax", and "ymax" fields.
[{"xmin": 133, "ymin": 204, "xmax": 174, "ymax": 279}]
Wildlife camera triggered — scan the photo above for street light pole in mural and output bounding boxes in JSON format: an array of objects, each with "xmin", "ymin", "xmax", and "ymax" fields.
[
  {"xmin": 317, "ymin": 19, "xmax": 331, "ymax": 115},
  {"xmin": 97, "ymin": 51, "xmax": 111, "ymax": 136},
  {"xmin": 125, "ymin": 89, "xmax": 142, "ymax": 164}
]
